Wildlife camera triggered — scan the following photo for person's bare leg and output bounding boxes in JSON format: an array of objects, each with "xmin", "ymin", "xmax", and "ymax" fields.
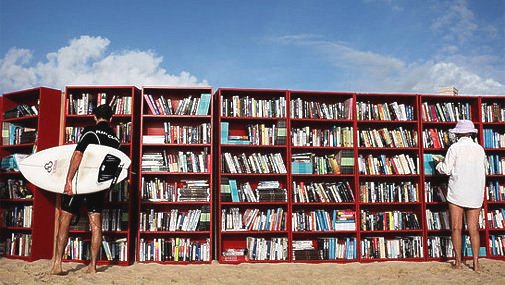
[
  {"xmin": 49, "ymin": 210, "xmax": 73, "ymax": 275},
  {"xmin": 449, "ymin": 202, "xmax": 464, "ymax": 269},
  {"xmin": 466, "ymin": 207, "xmax": 482, "ymax": 271},
  {"xmin": 87, "ymin": 212, "xmax": 102, "ymax": 273}
]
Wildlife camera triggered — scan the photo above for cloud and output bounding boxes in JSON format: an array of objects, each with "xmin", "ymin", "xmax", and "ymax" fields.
[
  {"xmin": 275, "ymin": 34, "xmax": 505, "ymax": 95},
  {"xmin": 0, "ymin": 35, "xmax": 208, "ymax": 93},
  {"xmin": 431, "ymin": 0, "xmax": 478, "ymax": 44}
]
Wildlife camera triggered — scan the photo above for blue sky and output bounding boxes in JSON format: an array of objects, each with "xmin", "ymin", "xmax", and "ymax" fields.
[{"xmin": 1, "ymin": 0, "xmax": 504, "ymax": 94}]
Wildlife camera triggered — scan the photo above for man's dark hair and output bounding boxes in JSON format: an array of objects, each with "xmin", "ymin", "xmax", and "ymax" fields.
[{"xmin": 94, "ymin": 104, "xmax": 113, "ymax": 120}]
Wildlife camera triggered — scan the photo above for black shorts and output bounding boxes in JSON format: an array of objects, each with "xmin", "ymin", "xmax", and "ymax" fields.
[{"xmin": 61, "ymin": 191, "xmax": 106, "ymax": 215}]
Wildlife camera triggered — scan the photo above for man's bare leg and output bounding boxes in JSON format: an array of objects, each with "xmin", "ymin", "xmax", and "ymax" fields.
[
  {"xmin": 449, "ymin": 202, "xmax": 464, "ymax": 269},
  {"xmin": 466, "ymin": 207, "xmax": 482, "ymax": 271},
  {"xmin": 49, "ymin": 210, "xmax": 73, "ymax": 275},
  {"xmin": 87, "ymin": 212, "xmax": 102, "ymax": 273}
]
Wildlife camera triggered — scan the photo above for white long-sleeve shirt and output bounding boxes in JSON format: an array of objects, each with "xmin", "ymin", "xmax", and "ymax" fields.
[{"xmin": 435, "ymin": 137, "xmax": 486, "ymax": 208}]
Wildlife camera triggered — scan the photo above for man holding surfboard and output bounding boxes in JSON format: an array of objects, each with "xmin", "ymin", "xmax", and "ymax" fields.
[{"xmin": 50, "ymin": 104, "xmax": 121, "ymax": 275}]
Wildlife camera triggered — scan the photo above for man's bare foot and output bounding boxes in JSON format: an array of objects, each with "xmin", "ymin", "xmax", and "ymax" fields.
[{"xmin": 86, "ymin": 267, "xmax": 97, "ymax": 274}]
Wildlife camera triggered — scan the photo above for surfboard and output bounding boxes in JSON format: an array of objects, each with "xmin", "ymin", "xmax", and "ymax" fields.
[{"xmin": 17, "ymin": 144, "xmax": 131, "ymax": 195}]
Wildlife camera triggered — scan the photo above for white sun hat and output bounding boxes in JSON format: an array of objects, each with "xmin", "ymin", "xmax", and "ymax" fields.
[{"xmin": 449, "ymin": 119, "xmax": 478, "ymax": 134}]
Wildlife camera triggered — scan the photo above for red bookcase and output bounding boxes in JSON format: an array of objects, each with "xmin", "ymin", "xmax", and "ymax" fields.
[
  {"xmin": 62, "ymin": 86, "xmax": 141, "ymax": 265},
  {"xmin": 356, "ymin": 93, "xmax": 424, "ymax": 261},
  {"xmin": 0, "ymin": 87, "xmax": 62, "ymax": 261},
  {"xmin": 216, "ymin": 88, "xmax": 290, "ymax": 263},
  {"xmin": 138, "ymin": 86, "xmax": 213, "ymax": 264},
  {"xmin": 289, "ymin": 91, "xmax": 357, "ymax": 262},
  {"xmin": 479, "ymin": 95, "xmax": 505, "ymax": 259},
  {"xmin": 419, "ymin": 95, "xmax": 482, "ymax": 260}
]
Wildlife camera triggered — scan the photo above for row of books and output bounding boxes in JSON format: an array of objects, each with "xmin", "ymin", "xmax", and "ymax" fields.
[
  {"xmin": 101, "ymin": 238, "xmax": 128, "ymax": 261},
  {"xmin": 246, "ymin": 236, "xmax": 288, "ymax": 261},
  {"xmin": 292, "ymin": 181, "xmax": 354, "ymax": 203},
  {"xmin": 139, "ymin": 238, "xmax": 211, "ymax": 262},
  {"xmin": 139, "ymin": 207, "xmax": 210, "ymax": 232},
  {"xmin": 0, "ymin": 179, "xmax": 32, "ymax": 199},
  {"xmin": 67, "ymin": 93, "xmax": 96, "ymax": 115},
  {"xmin": 107, "ymin": 180, "xmax": 129, "ymax": 202},
  {"xmin": 490, "ymin": 235, "xmax": 505, "ymax": 256},
  {"xmin": 141, "ymin": 178, "xmax": 210, "ymax": 202},
  {"xmin": 292, "ymin": 150, "xmax": 354, "ymax": 175},
  {"xmin": 221, "ymin": 179, "xmax": 287, "ymax": 203},
  {"xmin": 3, "ymin": 104, "xmax": 38, "ymax": 118},
  {"xmin": 292, "ymin": 237, "xmax": 357, "ymax": 260},
  {"xmin": 65, "ymin": 122, "xmax": 132, "ymax": 143},
  {"xmin": 487, "ymin": 208, "xmax": 505, "ymax": 229},
  {"xmin": 425, "ymin": 210, "xmax": 450, "ymax": 230},
  {"xmin": 291, "ymin": 126, "xmax": 353, "ymax": 147},
  {"xmin": 3, "ymin": 206, "xmax": 32, "ymax": 228},
  {"xmin": 487, "ymin": 181, "xmax": 505, "ymax": 202},
  {"xmin": 358, "ymin": 153, "xmax": 418, "ymax": 175},
  {"xmin": 360, "ymin": 236, "xmax": 423, "ymax": 259},
  {"xmin": 222, "ymin": 152, "xmax": 287, "ymax": 174},
  {"xmin": 427, "ymin": 236, "xmax": 454, "ymax": 258},
  {"xmin": 422, "ymin": 128, "xmax": 452, "ymax": 148},
  {"xmin": 424, "ymin": 182, "xmax": 447, "ymax": 203},
  {"xmin": 220, "ymin": 121, "xmax": 287, "ymax": 145},
  {"xmin": 292, "ymin": 210, "xmax": 356, "ymax": 232},
  {"xmin": 486, "ymin": 155, "xmax": 505, "ymax": 175},
  {"xmin": 221, "ymin": 96, "xmax": 287, "ymax": 118},
  {"xmin": 141, "ymin": 150, "xmax": 210, "ymax": 173},
  {"xmin": 2, "ymin": 123, "xmax": 37, "ymax": 145},
  {"xmin": 143, "ymin": 122, "xmax": 211, "ymax": 145},
  {"xmin": 290, "ymin": 98, "xmax": 353, "ymax": 120},
  {"xmin": 64, "ymin": 236, "xmax": 128, "ymax": 261},
  {"xmin": 481, "ymin": 102, "xmax": 505, "ymax": 123},
  {"xmin": 421, "ymin": 102, "xmax": 472, "ymax": 122},
  {"xmin": 356, "ymin": 101, "xmax": 414, "ymax": 121},
  {"xmin": 483, "ymin": 128, "xmax": 505, "ymax": 149},
  {"xmin": 221, "ymin": 207, "xmax": 286, "ymax": 232},
  {"xmin": 144, "ymin": 93, "xmax": 211, "ymax": 116},
  {"xmin": 360, "ymin": 211, "xmax": 421, "ymax": 231},
  {"xmin": 101, "ymin": 208, "xmax": 128, "ymax": 231},
  {"xmin": 358, "ymin": 127, "xmax": 417, "ymax": 148},
  {"xmin": 5, "ymin": 233, "xmax": 31, "ymax": 257},
  {"xmin": 0, "ymin": 153, "xmax": 28, "ymax": 171},
  {"xmin": 359, "ymin": 181, "xmax": 419, "ymax": 203}
]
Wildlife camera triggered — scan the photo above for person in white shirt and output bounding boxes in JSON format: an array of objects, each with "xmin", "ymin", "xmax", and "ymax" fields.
[{"xmin": 435, "ymin": 120, "xmax": 486, "ymax": 271}]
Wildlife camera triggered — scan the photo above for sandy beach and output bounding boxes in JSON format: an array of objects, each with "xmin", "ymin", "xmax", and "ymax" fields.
[{"xmin": 0, "ymin": 258, "xmax": 504, "ymax": 285}]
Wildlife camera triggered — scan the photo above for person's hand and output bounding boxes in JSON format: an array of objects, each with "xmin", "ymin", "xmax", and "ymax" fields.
[{"xmin": 64, "ymin": 181, "xmax": 74, "ymax": 196}]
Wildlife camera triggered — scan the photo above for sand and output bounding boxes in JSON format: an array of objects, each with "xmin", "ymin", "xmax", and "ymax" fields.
[{"xmin": 0, "ymin": 258, "xmax": 504, "ymax": 285}]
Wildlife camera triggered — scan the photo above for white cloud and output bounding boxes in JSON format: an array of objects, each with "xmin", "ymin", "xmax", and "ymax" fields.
[
  {"xmin": 0, "ymin": 35, "xmax": 208, "ymax": 93},
  {"xmin": 275, "ymin": 34, "xmax": 505, "ymax": 95},
  {"xmin": 431, "ymin": 0, "xmax": 478, "ymax": 44}
]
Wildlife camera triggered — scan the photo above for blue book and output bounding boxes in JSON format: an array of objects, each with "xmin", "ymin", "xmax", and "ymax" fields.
[
  {"xmin": 424, "ymin": 153, "xmax": 434, "ymax": 175},
  {"xmin": 229, "ymin": 179, "xmax": 240, "ymax": 202},
  {"xmin": 196, "ymin": 93, "xmax": 211, "ymax": 115},
  {"xmin": 220, "ymin": 122, "xmax": 229, "ymax": 144}
]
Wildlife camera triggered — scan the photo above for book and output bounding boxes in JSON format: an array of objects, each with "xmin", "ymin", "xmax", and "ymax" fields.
[{"xmin": 196, "ymin": 93, "xmax": 212, "ymax": 115}]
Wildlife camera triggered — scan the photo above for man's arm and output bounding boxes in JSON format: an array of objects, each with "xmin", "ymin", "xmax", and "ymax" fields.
[{"xmin": 64, "ymin": 150, "xmax": 83, "ymax": 195}]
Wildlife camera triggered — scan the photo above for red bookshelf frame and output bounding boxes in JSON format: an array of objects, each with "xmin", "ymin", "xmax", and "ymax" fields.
[
  {"xmin": 62, "ymin": 86, "xmax": 141, "ymax": 265},
  {"xmin": 0, "ymin": 87, "xmax": 62, "ymax": 261}
]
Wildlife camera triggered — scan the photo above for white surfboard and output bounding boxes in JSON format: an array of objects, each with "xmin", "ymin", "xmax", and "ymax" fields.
[{"xmin": 17, "ymin": 144, "xmax": 131, "ymax": 195}]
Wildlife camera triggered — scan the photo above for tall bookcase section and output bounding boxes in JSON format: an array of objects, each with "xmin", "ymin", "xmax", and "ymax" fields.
[
  {"xmin": 420, "ymin": 95, "xmax": 482, "ymax": 260},
  {"xmin": 138, "ymin": 87, "xmax": 213, "ymax": 264},
  {"xmin": 480, "ymin": 96, "xmax": 505, "ymax": 259},
  {"xmin": 289, "ymin": 91, "xmax": 357, "ymax": 262},
  {"xmin": 63, "ymin": 86, "xmax": 141, "ymax": 265},
  {"xmin": 217, "ymin": 88, "xmax": 289, "ymax": 263},
  {"xmin": 0, "ymin": 87, "xmax": 62, "ymax": 260},
  {"xmin": 355, "ymin": 94, "xmax": 423, "ymax": 261}
]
